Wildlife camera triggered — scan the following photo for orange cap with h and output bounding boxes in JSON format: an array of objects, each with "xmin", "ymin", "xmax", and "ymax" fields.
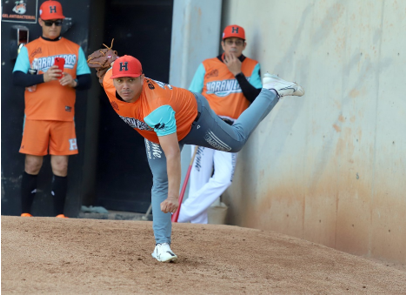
[
  {"xmin": 222, "ymin": 25, "xmax": 245, "ymax": 40},
  {"xmin": 39, "ymin": 0, "xmax": 65, "ymax": 20},
  {"xmin": 111, "ymin": 55, "xmax": 143, "ymax": 79}
]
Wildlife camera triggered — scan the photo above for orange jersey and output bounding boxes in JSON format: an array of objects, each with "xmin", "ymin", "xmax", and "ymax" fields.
[
  {"xmin": 189, "ymin": 56, "xmax": 261, "ymax": 120},
  {"xmin": 16, "ymin": 37, "xmax": 82, "ymax": 121},
  {"xmin": 102, "ymin": 69, "xmax": 198, "ymax": 143}
]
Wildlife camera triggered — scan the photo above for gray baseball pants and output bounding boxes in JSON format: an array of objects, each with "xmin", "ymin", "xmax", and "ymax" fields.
[{"xmin": 144, "ymin": 88, "xmax": 278, "ymax": 244}]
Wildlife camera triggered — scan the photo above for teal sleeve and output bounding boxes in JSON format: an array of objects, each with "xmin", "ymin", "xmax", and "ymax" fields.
[
  {"xmin": 76, "ymin": 47, "xmax": 91, "ymax": 75},
  {"xmin": 144, "ymin": 105, "xmax": 177, "ymax": 136},
  {"xmin": 13, "ymin": 46, "xmax": 30, "ymax": 73},
  {"xmin": 249, "ymin": 63, "xmax": 262, "ymax": 88},
  {"xmin": 188, "ymin": 63, "xmax": 205, "ymax": 93}
]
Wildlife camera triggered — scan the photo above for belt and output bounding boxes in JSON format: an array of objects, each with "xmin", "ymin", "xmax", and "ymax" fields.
[
  {"xmin": 194, "ymin": 111, "xmax": 201, "ymax": 122},
  {"xmin": 222, "ymin": 118, "xmax": 234, "ymax": 125}
]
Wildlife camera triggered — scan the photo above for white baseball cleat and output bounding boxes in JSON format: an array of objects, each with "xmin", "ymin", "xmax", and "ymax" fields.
[
  {"xmin": 262, "ymin": 73, "xmax": 305, "ymax": 98},
  {"xmin": 151, "ymin": 243, "xmax": 178, "ymax": 262}
]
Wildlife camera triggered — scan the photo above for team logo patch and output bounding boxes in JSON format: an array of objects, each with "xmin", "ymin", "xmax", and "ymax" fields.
[
  {"xmin": 13, "ymin": 2, "xmax": 27, "ymax": 14},
  {"xmin": 154, "ymin": 123, "xmax": 165, "ymax": 130},
  {"xmin": 206, "ymin": 69, "xmax": 219, "ymax": 79},
  {"xmin": 119, "ymin": 62, "xmax": 128, "ymax": 71},
  {"xmin": 147, "ymin": 81, "xmax": 155, "ymax": 89},
  {"xmin": 49, "ymin": 6, "xmax": 57, "ymax": 14},
  {"xmin": 30, "ymin": 48, "xmax": 42, "ymax": 58},
  {"xmin": 69, "ymin": 139, "xmax": 78, "ymax": 151}
]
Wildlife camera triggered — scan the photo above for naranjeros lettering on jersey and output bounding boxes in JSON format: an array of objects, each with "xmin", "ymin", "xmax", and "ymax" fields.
[
  {"xmin": 206, "ymin": 77, "xmax": 252, "ymax": 97},
  {"xmin": 32, "ymin": 54, "xmax": 77, "ymax": 71},
  {"xmin": 118, "ymin": 115, "xmax": 152, "ymax": 131},
  {"xmin": 201, "ymin": 56, "xmax": 260, "ymax": 120}
]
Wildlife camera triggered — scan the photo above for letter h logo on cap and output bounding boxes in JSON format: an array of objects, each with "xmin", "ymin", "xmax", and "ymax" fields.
[
  {"xmin": 120, "ymin": 62, "xmax": 128, "ymax": 71},
  {"xmin": 39, "ymin": 1, "xmax": 65, "ymax": 20},
  {"xmin": 111, "ymin": 55, "xmax": 143, "ymax": 79},
  {"xmin": 222, "ymin": 24, "xmax": 245, "ymax": 40}
]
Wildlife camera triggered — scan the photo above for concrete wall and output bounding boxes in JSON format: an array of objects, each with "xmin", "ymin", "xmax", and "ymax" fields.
[
  {"xmin": 221, "ymin": 0, "xmax": 406, "ymax": 264},
  {"xmin": 169, "ymin": 0, "xmax": 222, "ymax": 88},
  {"xmin": 169, "ymin": 0, "xmax": 222, "ymax": 201}
]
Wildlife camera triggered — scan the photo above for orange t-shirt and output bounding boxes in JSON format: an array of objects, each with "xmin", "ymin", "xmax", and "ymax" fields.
[
  {"xmin": 23, "ymin": 37, "xmax": 80, "ymax": 121},
  {"xmin": 200, "ymin": 56, "xmax": 260, "ymax": 119},
  {"xmin": 103, "ymin": 69, "xmax": 198, "ymax": 144}
]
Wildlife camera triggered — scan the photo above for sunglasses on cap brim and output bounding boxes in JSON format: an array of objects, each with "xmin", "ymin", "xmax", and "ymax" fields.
[{"xmin": 43, "ymin": 20, "xmax": 63, "ymax": 26}]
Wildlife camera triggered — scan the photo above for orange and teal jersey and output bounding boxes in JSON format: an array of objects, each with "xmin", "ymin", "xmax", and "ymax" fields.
[
  {"xmin": 189, "ymin": 55, "xmax": 261, "ymax": 120},
  {"xmin": 13, "ymin": 37, "xmax": 90, "ymax": 121},
  {"xmin": 102, "ymin": 69, "xmax": 198, "ymax": 144}
]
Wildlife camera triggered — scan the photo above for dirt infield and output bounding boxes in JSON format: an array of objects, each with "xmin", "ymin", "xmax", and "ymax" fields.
[{"xmin": 2, "ymin": 216, "xmax": 406, "ymax": 294}]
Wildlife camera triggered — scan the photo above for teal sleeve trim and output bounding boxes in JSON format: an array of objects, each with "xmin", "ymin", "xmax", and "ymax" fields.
[
  {"xmin": 77, "ymin": 47, "xmax": 91, "ymax": 75},
  {"xmin": 249, "ymin": 63, "xmax": 262, "ymax": 88},
  {"xmin": 144, "ymin": 105, "xmax": 177, "ymax": 136},
  {"xmin": 13, "ymin": 46, "xmax": 30, "ymax": 73},
  {"xmin": 188, "ymin": 63, "xmax": 205, "ymax": 93}
]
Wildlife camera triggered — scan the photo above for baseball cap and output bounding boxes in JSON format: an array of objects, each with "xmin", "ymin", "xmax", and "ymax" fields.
[
  {"xmin": 39, "ymin": 0, "xmax": 65, "ymax": 20},
  {"xmin": 222, "ymin": 25, "xmax": 245, "ymax": 40},
  {"xmin": 111, "ymin": 55, "xmax": 143, "ymax": 79}
]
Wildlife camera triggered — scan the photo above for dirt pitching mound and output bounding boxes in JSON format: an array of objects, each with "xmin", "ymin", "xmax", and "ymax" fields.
[{"xmin": 2, "ymin": 216, "xmax": 405, "ymax": 294}]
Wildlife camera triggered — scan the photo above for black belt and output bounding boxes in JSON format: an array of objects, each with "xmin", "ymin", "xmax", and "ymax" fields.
[
  {"xmin": 193, "ymin": 113, "xmax": 233, "ymax": 125},
  {"xmin": 194, "ymin": 111, "xmax": 201, "ymax": 122},
  {"xmin": 222, "ymin": 118, "xmax": 234, "ymax": 125}
]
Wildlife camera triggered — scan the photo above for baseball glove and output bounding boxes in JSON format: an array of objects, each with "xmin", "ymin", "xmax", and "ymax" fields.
[{"xmin": 87, "ymin": 39, "xmax": 119, "ymax": 86}]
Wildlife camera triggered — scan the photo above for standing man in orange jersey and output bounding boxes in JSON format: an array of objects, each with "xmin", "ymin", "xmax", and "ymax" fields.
[
  {"xmin": 178, "ymin": 25, "xmax": 262, "ymax": 224},
  {"xmin": 12, "ymin": 0, "xmax": 91, "ymax": 218}
]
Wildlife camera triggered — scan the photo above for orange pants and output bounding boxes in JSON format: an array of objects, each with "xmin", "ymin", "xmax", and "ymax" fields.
[{"xmin": 20, "ymin": 119, "xmax": 78, "ymax": 156}]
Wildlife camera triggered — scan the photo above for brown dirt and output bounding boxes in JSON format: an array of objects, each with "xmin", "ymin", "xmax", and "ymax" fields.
[{"xmin": 2, "ymin": 216, "xmax": 406, "ymax": 295}]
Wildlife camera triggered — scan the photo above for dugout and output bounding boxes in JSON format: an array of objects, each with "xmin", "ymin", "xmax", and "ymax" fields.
[{"xmin": 1, "ymin": 0, "xmax": 176, "ymax": 216}]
